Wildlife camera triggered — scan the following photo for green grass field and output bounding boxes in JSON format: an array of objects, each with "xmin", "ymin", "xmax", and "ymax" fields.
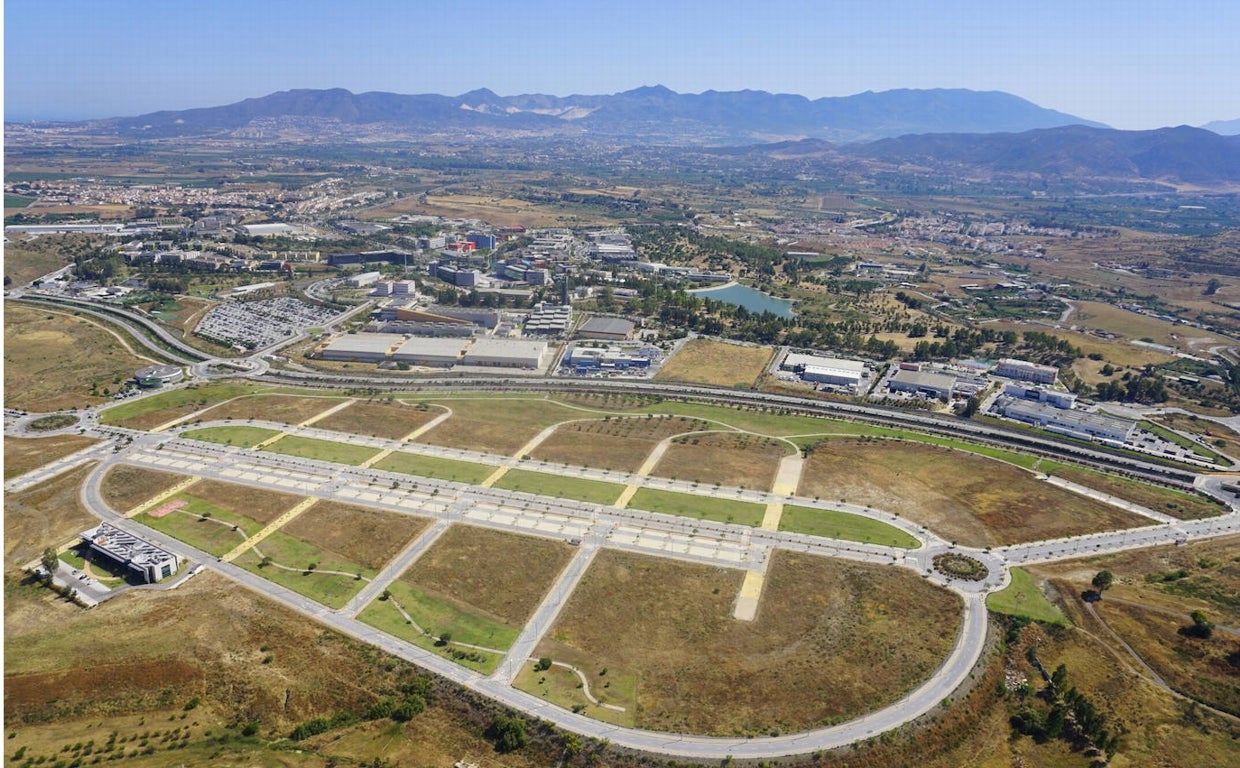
[
  {"xmin": 181, "ymin": 425, "xmax": 281, "ymax": 447},
  {"xmin": 492, "ymin": 469, "xmax": 628, "ymax": 505},
  {"xmin": 5, "ymin": 194, "xmax": 35, "ymax": 208},
  {"xmin": 627, "ymin": 487, "xmax": 766, "ymax": 526},
  {"xmin": 99, "ymin": 382, "xmax": 262, "ymax": 427},
  {"xmin": 136, "ymin": 495, "xmax": 259, "ymax": 556},
  {"xmin": 262, "ymin": 435, "xmax": 381, "ymax": 466},
  {"xmin": 371, "ymin": 451, "xmax": 495, "ymax": 484},
  {"xmin": 233, "ymin": 530, "xmax": 372, "ymax": 609},
  {"xmin": 778, "ymin": 505, "xmax": 920, "ymax": 548},
  {"xmin": 986, "ymin": 567, "xmax": 1067, "ymax": 624}
]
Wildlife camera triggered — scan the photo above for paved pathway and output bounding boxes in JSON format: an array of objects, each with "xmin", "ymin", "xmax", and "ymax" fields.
[
  {"xmin": 124, "ymin": 475, "xmax": 201, "ymax": 517},
  {"xmin": 735, "ymin": 451, "xmax": 805, "ymax": 620},
  {"xmin": 480, "ymin": 422, "xmax": 563, "ymax": 488},
  {"xmin": 612, "ymin": 434, "xmax": 675, "ymax": 508},
  {"xmin": 4, "ymin": 441, "xmax": 112, "ymax": 493},
  {"xmin": 342, "ymin": 518, "xmax": 450, "ymax": 617},
  {"xmin": 220, "ymin": 496, "xmax": 318, "ymax": 562},
  {"xmin": 359, "ymin": 407, "xmax": 453, "ymax": 469}
]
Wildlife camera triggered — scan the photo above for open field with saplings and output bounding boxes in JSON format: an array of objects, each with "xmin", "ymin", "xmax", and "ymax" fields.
[
  {"xmin": 135, "ymin": 480, "xmax": 303, "ymax": 557},
  {"xmin": 198, "ymin": 392, "xmax": 348, "ymax": 426},
  {"xmin": 551, "ymin": 391, "xmax": 666, "ymax": 412},
  {"xmin": 654, "ymin": 338, "xmax": 774, "ymax": 388},
  {"xmin": 416, "ymin": 396, "xmax": 582, "ymax": 455},
  {"xmin": 233, "ymin": 527, "xmax": 373, "ymax": 609},
  {"xmin": 371, "ymin": 450, "xmax": 495, "ymax": 484},
  {"xmin": 3, "ymin": 434, "xmax": 98, "ymax": 479},
  {"xmin": 181, "ymin": 424, "xmax": 282, "ymax": 447},
  {"xmin": 533, "ymin": 550, "xmax": 961, "ymax": 736},
  {"xmin": 651, "ymin": 431, "xmax": 790, "ymax": 488},
  {"xmin": 4, "ymin": 304, "xmax": 153, "ymax": 411},
  {"xmin": 98, "ymin": 465, "xmax": 192, "ymax": 512},
  {"xmin": 261, "ymin": 435, "xmax": 382, "ymax": 465},
  {"xmin": 797, "ymin": 439, "xmax": 1148, "ymax": 547},
  {"xmin": 3, "ymin": 464, "xmax": 98, "ymax": 569},
  {"xmin": 314, "ymin": 399, "xmax": 446, "ymax": 440},
  {"xmin": 530, "ymin": 415, "xmax": 711, "ymax": 472},
  {"xmin": 513, "ymin": 655, "xmax": 636, "ymax": 726},
  {"xmin": 778, "ymin": 505, "xmax": 920, "ymax": 548},
  {"xmin": 1048, "ymin": 464, "xmax": 1225, "ymax": 520},
  {"xmin": 985, "ymin": 567, "xmax": 1067, "ymax": 625},
  {"xmin": 282, "ymin": 501, "xmax": 429, "ymax": 571},
  {"xmin": 491, "ymin": 469, "xmax": 628, "ymax": 506},
  {"xmin": 99, "ymin": 381, "xmax": 264, "ymax": 430},
  {"xmin": 627, "ymin": 487, "xmax": 767, "ymax": 526}
]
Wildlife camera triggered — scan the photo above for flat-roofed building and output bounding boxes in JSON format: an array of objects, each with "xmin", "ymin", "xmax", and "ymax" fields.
[
  {"xmin": 318, "ymin": 333, "xmax": 400, "ymax": 363},
  {"xmin": 577, "ymin": 316, "xmax": 636, "ymax": 341},
  {"xmin": 783, "ymin": 353, "xmax": 865, "ymax": 387},
  {"xmin": 888, "ymin": 368, "xmax": 958, "ymax": 400},
  {"xmin": 461, "ymin": 338, "xmax": 547, "ymax": 369},
  {"xmin": 999, "ymin": 398, "xmax": 1135, "ymax": 443},
  {"xmin": 390, "ymin": 337, "xmax": 469, "ymax": 367},
  {"xmin": 81, "ymin": 522, "xmax": 179, "ymax": 583},
  {"xmin": 134, "ymin": 364, "xmax": 184, "ymax": 388},
  {"xmin": 347, "ymin": 271, "xmax": 382, "ymax": 287},
  {"xmin": 995, "ymin": 358, "xmax": 1059, "ymax": 385},
  {"xmin": 1003, "ymin": 383, "xmax": 1077, "ymax": 409}
]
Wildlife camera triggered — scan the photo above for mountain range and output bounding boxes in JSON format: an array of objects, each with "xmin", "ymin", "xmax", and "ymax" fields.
[{"xmin": 107, "ymin": 85, "xmax": 1107, "ymax": 143}]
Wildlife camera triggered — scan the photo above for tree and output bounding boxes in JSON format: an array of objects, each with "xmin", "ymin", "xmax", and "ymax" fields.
[
  {"xmin": 489, "ymin": 713, "xmax": 529, "ymax": 753},
  {"xmin": 40, "ymin": 547, "xmax": 59, "ymax": 581},
  {"xmin": 1184, "ymin": 610, "xmax": 1215, "ymax": 639},
  {"xmin": 1091, "ymin": 570, "xmax": 1114, "ymax": 595}
]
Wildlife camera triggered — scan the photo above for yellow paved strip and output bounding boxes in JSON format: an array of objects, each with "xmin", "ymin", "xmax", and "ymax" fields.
[
  {"xmin": 252, "ymin": 431, "xmax": 289, "ymax": 449},
  {"xmin": 359, "ymin": 409, "xmax": 455, "ymax": 470},
  {"xmin": 124, "ymin": 477, "xmax": 201, "ymax": 518},
  {"xmin": 297, "ymin": 398, "xmax": 356, "ymax": 427},
  {"xmin": 759, "ymin": 501, "xmax": 784, "ymax": 532},
  {"xmin": 611, "ymin": 436, "xmax": 676, "ymax": 508},
  {"xmin": 220, "ymin": 497, "xmax": 318, "ymax": 563},
  {"xmin": 733, "ymin": 571, "xmax": 765, "ymax": 621},
  {"xmin": 480, "ymin": 422, "xmax": 563, "ymax": 489}
]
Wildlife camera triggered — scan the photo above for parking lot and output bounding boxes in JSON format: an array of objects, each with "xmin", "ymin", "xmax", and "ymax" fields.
[{"xmin": 194, "ymin": 297, "xmax": 342, "ymax": 350}]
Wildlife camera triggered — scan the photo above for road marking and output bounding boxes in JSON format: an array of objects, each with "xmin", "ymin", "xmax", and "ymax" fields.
[
  {"xmin": 124, "ymin": 476, "xmax": 201, "ymax": 518},
  {"xmin": 220, "ymin": 496, "xmax": 318, "ymax": 563}
]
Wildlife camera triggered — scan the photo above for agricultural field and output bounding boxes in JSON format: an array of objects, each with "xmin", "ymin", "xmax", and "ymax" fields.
[
  {"xmin": 3, "ymin": 464, "xmax": 98, "ymax": 569},
  {"xmin": 4, "ymin": 305, "xmax": 153, "ymax": 411},
  {"xmin": 3, "ymin": 434, "xmax": 98, "ymax": 479},
  {"xmin": 798, "ymin": 439, "xmax": 1148, "ymax": 547},
  {"xmin": 198, "ymin": 393, "xmax": 348, "ymax": 426},
  {"xmin": 530, "ymin": 415, "xmax": 711, "ymax": 472},
  {"xmin": 778, "ymin": 505, "xmax": 920, "ymax": 548},
  {"xmin": 98, "ymin": 465, "xmax": 192, "ymax": 512},
  {"xmin": 491, "ymin": 469, "xmax": 628, "ymax": 505},
  {"xmin": 532, "ymin": 550, "xmax": 961, "ymax": 736},
  {"xmin": 261, "ymin": 435, "xmax": 382, "ymax": 465},
  {"xmin": 627, "ymin": 487, "xmax": 767, "ymax": 526},
  {"xmin": 651, "ymin": 431, "xmax": 790, "ymax": 488},
  {"xmin": 1049, "ymin": 464, "xmax": 1225, "ymax": 520},
  {"xmin": 654, "ymin": 338, "xmax": 774, "ymax": 388},
  {"xmin": 416, "ymin": 397, "xmax": 581, "ymax": 455},
  {"xmin": 100, "ymin": 381, "xmax": 265, "ymax": 430},
  {"xmin": 315, "ymin": 399, "xmax": 447, "ymax": 440}
]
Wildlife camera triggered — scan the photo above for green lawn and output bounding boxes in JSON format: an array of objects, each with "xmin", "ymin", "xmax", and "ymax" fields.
[
  {"xmin": 4, "ymin": 194, "xmax": 35, "ymax": 208},
  {"xmin": 778, "ymin": 505, "xmax": 920, "ymax": 548},
  {"xmin": 626, "ymin": 487, "xmax": 766, "ymax": 526},
  {"xmin": 182, "ymin": 425, "xmax": 282, "ymax": 447},
  {"xmin": 371, "ymin": 451, "xmax": 495, "ymax": 484},
  {"xmin": 99, "ymin": 382, "xmax": 262, "ymax": 425},
  {"xmin": 234, "ymin": 531, "xmax": 372, "ymax": 609},
  {"xmin": 135, "ymin": 495, "xmax": 259, "ymax": 556},
  {"xmin": 262, "ymin": 435, "xmax": 381, "ymax": 466},
  {"xmin": 358, "ymin": 579, "xmax": 515, "ymax": 674},
  {"xmin": 986, "ymin": 567, "xmax": 1067, "ymax": 625},
  {"xmin": 493, "ymin": 469, "xmax": 628, "ymax": 505}
]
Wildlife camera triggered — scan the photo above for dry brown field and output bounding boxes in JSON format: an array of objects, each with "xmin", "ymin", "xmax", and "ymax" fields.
[
  {"xmin": 98, "ymin": 465, "xmax": 192, "ymax": 512},
  {"xmin": 400, "ymin": 524, "xmax": 574, "ymax": 627},
  {"xmin": 199, "ymin": 393, "xmax": 346, "ymax": 425},
  {"xmin": 798, "ymin": 439, "xmax": 1147, "ymax": 547},
  {"xmin": 280, "ymin": 501, "xmax": 429, "ymax": 571},
  {"xmin": 651, "ymin": 431, "xmax": 790, "ymax": 488},
  {"xmin": 655, "ymin": 338, "xmax": 775, "ymax": 388},
  {"xmin": 3, "ymin": 464, "xmax": 98, "ymax": 569},
  {"xmin": 365, "ymin": 193, "xmax": 609, "ymax": 228},
  {"xmin": 4, "ymin": 305, "xmax": 152, "ymax": 411},
  {"xmin": 1051, "ymin": 465, "xmax": 1224, "ymax": 520},
  {"xmin": 416, "ymin": 397, "xmax": 580, "ymax": 455},
  {"xmin": 185, "ymin": 479, "xmax": 304, "ymax": 525},
  {"xmin": 530, "ymin": 415, "xmax": 710, "ymax": 472},
  {"xmin": 315, "ymin": 399, "xmax": 447, "ymax": 440},
  {"xmin": 4, "ymin": 434, "xmax": 99, "ymax": 479},
  {"xmin": 535, "ymin": 549, "xmax": 961, "ymax": 736}
]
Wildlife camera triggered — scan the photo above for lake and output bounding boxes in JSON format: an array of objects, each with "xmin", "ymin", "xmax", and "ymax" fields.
[{"xmin": 687, "ymin": 282, "xmax": 795, "ymax": 319}]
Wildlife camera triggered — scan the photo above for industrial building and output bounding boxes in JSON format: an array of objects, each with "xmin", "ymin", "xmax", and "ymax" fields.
[
  {"xmin": 782, "ymin": 353, "xmax": 865, "ymax": 388},
  {"xmin": 1003, "ymin": 383, "xmax": 1077, "ymax": 409},
  {"xmin": 390, "ymin": 337, "xmax": 470, "ymax": 367},
  {"xmin": 347, "ymin": 271, "xmax": 382, "ymax": 287},
  {"xmin": 81, "ymin": 522, "xmax": 179, "ymax": 583},
  {"xmin": 577, "ymin": 316, "xmax": 636, "ymax": 341},
  {"xmin": 525, "ymin": 303, "xmax": 573, "ymax": 335},
  {"xmin": 998, "ymin": 398, "xmax": 1135, "ymax": 444},
  {"xmin": 995, "ymin": 358, "xmax": 1059, "ymax": 385},
  {"xmin": 318, "ymin": 333, "xmax": 400, "ymax": 362},
  {"xmin": 460, "ymin": 338, "xmax": 548, "ymax": 369},
  {"xmin": 888, "ymin": 368, "xmax": 958, "ymax": 400},
  {"xmin": 371, "ymin": 305, "xmax": 499, "ymax": 337},
  {"xmin": 563, "ymin": 345, "xmax": 655, "ymax": 373},
  {"xmin": 134, "ymin": 364, "xmax": 184, "ymax": 387}
]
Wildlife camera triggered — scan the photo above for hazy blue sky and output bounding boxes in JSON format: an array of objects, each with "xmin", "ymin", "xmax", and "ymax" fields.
[{"xmin": 5, "ymin": 0, "xmax": 1237, "ymax": 129}]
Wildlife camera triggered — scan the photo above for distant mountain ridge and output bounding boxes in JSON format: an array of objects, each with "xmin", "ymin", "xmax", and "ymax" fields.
[
  {"xmin": 1202, "ymin": 118, "xmax": 1240, "ymax": 136},
  {"xmin": 104, "ymin": 85, "xmax": 1107, "ymax": 142}
]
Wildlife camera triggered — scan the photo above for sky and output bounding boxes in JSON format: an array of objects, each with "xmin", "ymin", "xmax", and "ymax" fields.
[{"xmin": 4, "ymin": 0, "xmax": 1238, "ymax": 129}]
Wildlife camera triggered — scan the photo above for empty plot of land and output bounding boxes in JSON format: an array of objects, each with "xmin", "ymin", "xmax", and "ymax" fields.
[
  {"xmin": 314, "ymin": 400, "xmax": 446, "ymax": 440},
  {"xmin": 163, "ymin": 479, "xmax": 300, "ymax": 526},
  {"xmin": 3, "ymin": 463, "xmax": 98, "ymax": 568},
  {"xmin": 778, "ymin": 505, "xmax": 920, "ymax": 548},
  {"xmin": 261, "ymin": 435, "xmax": 382, "ymax": 466},
  {"xmin": 198, "ymin": 394, "xmax": 347, "ymax": 426},
  {"xmin": 182, "ymin": 425, "xmax": 282, "ymax": 447},
  {"xmin": 1051, "ymin": 465, "xmax": 1224, "ymax": 520},
  {"xmin": 99, "ymin": 465, "xmax": 193, "ymax": 512},
  {"xmin": 134, "ymin": 480, "xmax": 303, "ymax": 557},
  {"xmin": 281, "ymin": 501, "xmax": 429, "ymax": 571},
  {"xmin": 531, "ymin": 416, "xmax": 710, "ymax": 472},
  {"xmin": 417, "ymin": 397, "xmax": 580, "ymax": 455},
  {"xmin": 798, "ymin": 439, "xmax": 1147, "ymax": 547},
  {"xmin": 651, "ymin": 432, "xmax": 789, "ymax": 489},
  {"xmin": 627, "ymin": 487, "xmax": 766, "ymax": 527},
  {"xmin": 371, "ymin": 451, "xmax": 495, "ymax": 484},
  {"xmin": 4, "ymin": 434, "xmax": 99, "ymax": 479},
  {"xmin": 533, "ymin": 549, "xmax": 961, "ymax": 736},
  {"xmin": 654, "ymin": 339, "xmax": 773, "ymax": 388},
  {"xmin": 234, "ymin": 526, "xmax": 373, "ymax": 609},
  {"xmin": 100, "ymin": 382, "xmax": 262, "ymax": 430},
  {"xmin": 491, "ymin": 469, "xmax": 628, "ymax": 505}
]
